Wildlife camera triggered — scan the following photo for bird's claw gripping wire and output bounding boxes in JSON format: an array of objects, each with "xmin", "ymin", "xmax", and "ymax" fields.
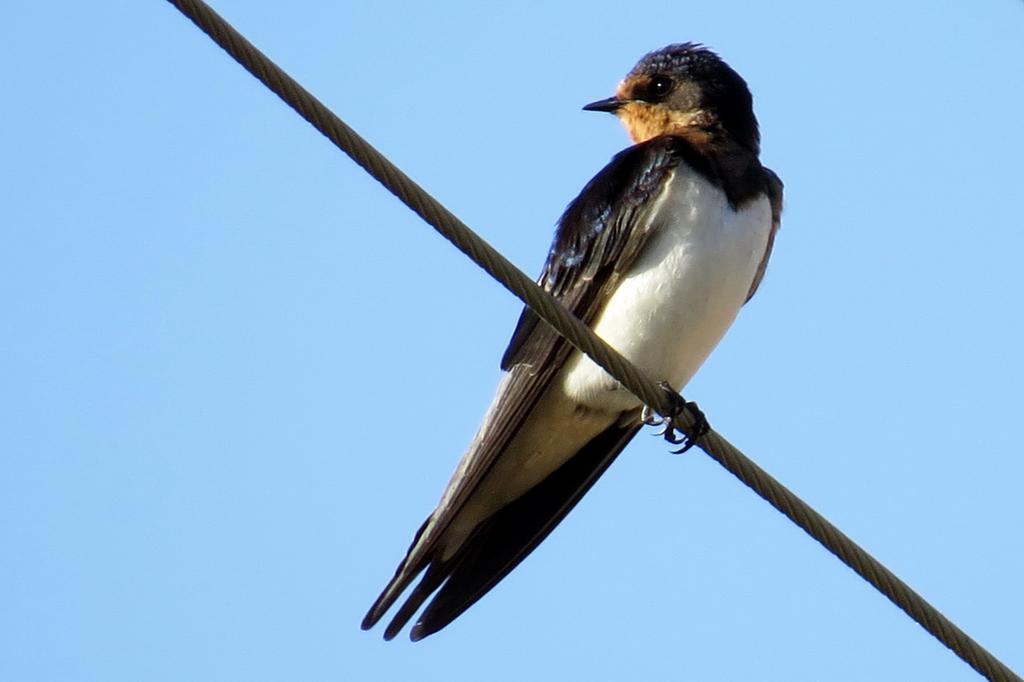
[{"xmin": 641, "ymin": 382, "xmax": 710, "ymax": 454}]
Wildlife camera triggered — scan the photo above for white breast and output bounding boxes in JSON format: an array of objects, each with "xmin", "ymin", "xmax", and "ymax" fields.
[{"xmin": 561, "ymin": 167, "xmax": 772, "ymax": 412}]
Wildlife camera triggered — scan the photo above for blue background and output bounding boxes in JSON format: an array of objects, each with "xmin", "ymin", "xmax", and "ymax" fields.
[{"xmin": 3, "ymin": 1, "xmax": 1022, "ymax": 680}]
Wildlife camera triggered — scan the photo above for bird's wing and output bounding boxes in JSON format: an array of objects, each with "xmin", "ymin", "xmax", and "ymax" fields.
[
  {"xmin": 745, "ymin": 166, "xmax": 783, "ymax": 301},
  {"xmin": 362, "ymin": 136, "xmax": 687, "ymax": 635}
]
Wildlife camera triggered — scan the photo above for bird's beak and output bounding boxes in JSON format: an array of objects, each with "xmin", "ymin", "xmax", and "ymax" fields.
[{"xmin": 582, "ymin": 96, "xmax": 624, "ymax": 113}]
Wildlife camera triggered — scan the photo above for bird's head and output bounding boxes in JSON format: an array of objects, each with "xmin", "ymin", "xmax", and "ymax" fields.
[{"xmin": 584, "ymin": 43, "xmax": 760, "ymax": 154}]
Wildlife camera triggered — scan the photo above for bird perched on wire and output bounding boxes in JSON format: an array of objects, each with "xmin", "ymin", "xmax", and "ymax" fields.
[{"xmin": 362, "ymin": 42, "xmax": 783, "ymax": 641}]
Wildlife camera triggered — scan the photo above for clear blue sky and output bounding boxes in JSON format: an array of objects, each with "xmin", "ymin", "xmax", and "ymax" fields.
[{"xmin": 3, "ymin": 1, "xmax": 1023, "ymax": 680}]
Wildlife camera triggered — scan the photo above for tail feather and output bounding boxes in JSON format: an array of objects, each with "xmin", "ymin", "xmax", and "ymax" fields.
[
  {"xmin": 363, "ymin": 417, "xmax": 641, "ymax": 640},
  {"xmin": 410, "ymin": 421, "xmax": 640, "ymax": 640},
  {"xmin": 381, "ymin": 559, "xmax": 450, "ymax": 640},
  {"xmin": 360, "ymin": 517, "xmax": 432, "ymax": 631}
]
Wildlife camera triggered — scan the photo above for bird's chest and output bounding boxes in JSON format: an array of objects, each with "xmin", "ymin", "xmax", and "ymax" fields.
[{"xmin": 561, "ymin": 173, "xmax": 772, "ymax": 412}]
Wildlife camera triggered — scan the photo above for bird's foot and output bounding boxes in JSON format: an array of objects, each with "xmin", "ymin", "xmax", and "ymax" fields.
[{"xmin": 643, "ymin": 382, "xmax": 709, "ymax": 454}]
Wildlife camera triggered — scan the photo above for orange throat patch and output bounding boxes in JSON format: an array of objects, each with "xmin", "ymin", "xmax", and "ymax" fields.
[{"xmin": 616, "ymin": 103, "xmax": 713, "ymax": 146}]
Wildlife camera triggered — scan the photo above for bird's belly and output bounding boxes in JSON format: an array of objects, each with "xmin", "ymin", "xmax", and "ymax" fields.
[
  {"xmin": 562, "ymin": 188, "xmax": 771, "ymax": 412},
  {"xmin": 440, "ymin": 180, "xmax": 772, "ymax": 554}
]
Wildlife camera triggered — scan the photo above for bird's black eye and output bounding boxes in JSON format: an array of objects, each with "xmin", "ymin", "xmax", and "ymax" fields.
[{"xmin": 648, "ymin": 75, "xmax": 673, "ymax": 100}]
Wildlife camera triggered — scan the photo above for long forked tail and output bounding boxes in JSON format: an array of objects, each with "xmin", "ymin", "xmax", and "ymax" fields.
[{"xmin": 361, "ymin": 420, "xmax": 641, "ymax": 640}]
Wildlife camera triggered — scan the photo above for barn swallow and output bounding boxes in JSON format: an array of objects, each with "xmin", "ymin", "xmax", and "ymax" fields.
[{"xmin": 362, "ymin": 43, "xmax": 783, "ymax": 641}]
